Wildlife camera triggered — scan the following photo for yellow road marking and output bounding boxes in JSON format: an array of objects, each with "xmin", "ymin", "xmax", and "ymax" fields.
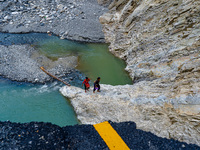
[{"xmin": 93, "ymin": 121, "xmax": 130, "ymax": 150}]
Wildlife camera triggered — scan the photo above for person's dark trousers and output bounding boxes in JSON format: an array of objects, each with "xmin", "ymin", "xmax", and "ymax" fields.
[{"xmin": 93, "ymin": 84, "xmax": 100, "ymax": 92}]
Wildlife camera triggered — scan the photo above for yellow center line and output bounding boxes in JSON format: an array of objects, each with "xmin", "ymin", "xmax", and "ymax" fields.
[{"xmin": 93, "ymin": 121, "xmax": 130, "ymax": 150}]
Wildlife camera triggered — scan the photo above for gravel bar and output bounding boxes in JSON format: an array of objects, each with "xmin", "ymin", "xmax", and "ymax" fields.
[{"xmin": 0, "ymin": 0, "xmax": 107, "ymax": 43}]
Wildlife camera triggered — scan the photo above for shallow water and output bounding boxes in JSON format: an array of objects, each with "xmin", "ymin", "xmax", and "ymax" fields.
[
  {"xmin": 77, "ymin": 44, "xmax": 132, "ymax": 85},
  {"xmin": 0, "ymin": 32, "xmax": 132, "ymax": 126},
  {"xmin": 36, "ymin": 34, "xmax": 132, "ymax": 85}
]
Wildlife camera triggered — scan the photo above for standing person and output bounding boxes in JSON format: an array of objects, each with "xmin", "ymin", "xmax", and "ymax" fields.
[
  {"xmin": 82, "ymin": 77, "xmax": 90, "ymax": 92},
  {"xmin": 93, "ymin": 77, "xmax": 101, "ymax": 93}
]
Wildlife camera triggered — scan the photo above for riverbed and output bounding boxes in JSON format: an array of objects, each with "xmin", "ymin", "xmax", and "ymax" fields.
[{"xmin": 0, "ymin": 33, "xmax": 132, "ymax": 126}]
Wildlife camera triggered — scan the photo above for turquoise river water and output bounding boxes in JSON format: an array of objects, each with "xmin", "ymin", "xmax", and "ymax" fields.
[{"xmin": 0, "ymin": 33, "xmax": 132, "ymax": 127}]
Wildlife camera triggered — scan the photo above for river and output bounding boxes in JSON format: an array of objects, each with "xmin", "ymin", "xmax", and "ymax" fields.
[{"xmin": 0, "ymin": 33, "xmax": 132, "ymax": 127}]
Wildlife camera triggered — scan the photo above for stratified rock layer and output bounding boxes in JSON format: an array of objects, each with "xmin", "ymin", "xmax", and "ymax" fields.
[
  {"xmin": 95, "ymin": 0, "xmax": 200, "ymax": 145},
  {"xmin": 99, "ymin": 0, "xmax": 200, "ymax": 102}
]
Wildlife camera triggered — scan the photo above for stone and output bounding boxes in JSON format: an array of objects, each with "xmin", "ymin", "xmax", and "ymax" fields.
[
  {"xmin": 11, "ymin": 12, "xmax": 19, "ymax": 15},
  {"xmin": 4, "ymin": 16, "xmax": 12, "ymax": 20},
  {"xmin": 99, "ymin": 13, "xmax": 112, "ymax": 24}
]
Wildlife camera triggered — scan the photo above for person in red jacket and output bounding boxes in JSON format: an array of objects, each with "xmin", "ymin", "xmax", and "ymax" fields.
[{"xmin": 82, "ymin": 77, "xmax": 90, "ymax": 92}]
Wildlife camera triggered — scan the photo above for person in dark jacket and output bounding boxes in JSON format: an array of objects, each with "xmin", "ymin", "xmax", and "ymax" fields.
[{"xmin": 93, "ymin": 77, "xmax": 100, "ymax": 93}]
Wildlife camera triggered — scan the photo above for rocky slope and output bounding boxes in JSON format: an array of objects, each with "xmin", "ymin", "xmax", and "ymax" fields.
[
  {"xmin": 0, "ymin": 0, "xmax": 107, "ymax": 42},
  {"xmin": 99, "ymin": 0, "xmax": 200, "ymax": 100},
  {"xmin": 61, "ymin": 0, "xmax": 200, "ymax": 146},
  {"xmin": 98, "ymin": 0, "xmax": 200, "ymax": 144},
  {"xmin": 100, "ymin": 0, "xmax": 199, "ymax": 80}
]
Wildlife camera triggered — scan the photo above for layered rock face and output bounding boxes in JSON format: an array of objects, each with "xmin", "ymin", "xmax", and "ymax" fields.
[
  {"xmin": 98, "ymin": 0, "xmax": 200, "ymax": 145},
  {"xmin": 99, "ymin": 0, "xmax": 200, "ymax": 104},
  {"xmin": 99, "ymin": 2, "xmax": 200, "ymax": 116}
]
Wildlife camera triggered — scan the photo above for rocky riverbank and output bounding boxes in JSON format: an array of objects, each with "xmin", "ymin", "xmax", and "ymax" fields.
[
  {"xmin": 0, "ymin": 0, "xmax": 108, "ymax": 42},
  {"xmin": 0, "ymin": 121, "xmax": 199, "ymax": 149},
  {"xmin": 60, "ymin": 85, "xmax": 200, "ymax": 146},
  {"xmin": 0, "ymin": 44, "xmax": 79, "ymax": 83}
]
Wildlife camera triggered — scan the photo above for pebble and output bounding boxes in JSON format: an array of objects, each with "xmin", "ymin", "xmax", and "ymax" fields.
[{"xmin": 11, "ymin": 12, "xmax": 19, "ymax": 15}]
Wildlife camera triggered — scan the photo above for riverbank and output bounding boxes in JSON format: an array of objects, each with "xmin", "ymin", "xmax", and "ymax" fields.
[
  {"xmin": 0, "ymin": 0, "xmax": 107, "ymax": 42},
  {"xmin": 0, "ymin": 32, "xmax": 132, "ymax": 84},
  {"xmin": 0, "ymin": 121, "xmax": 199, "ymax": 149},
  {"xmin": 0, "ymin": 44, "xmax": 78, "ymax": 83}
]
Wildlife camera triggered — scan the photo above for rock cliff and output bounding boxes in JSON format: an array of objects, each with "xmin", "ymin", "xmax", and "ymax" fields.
[
  {"xmin": 99, "ymin": 0, "xmax": 200, "ymax": 104},
  {"xmin": 61, "ymin": 0, "xmax": 200, "ymax": 146},
  {"xmin": 98, "ymin": 0, "xmax": 200, "ymax": 145}
]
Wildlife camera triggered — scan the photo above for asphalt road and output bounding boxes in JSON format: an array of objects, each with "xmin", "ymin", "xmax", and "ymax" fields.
[{"xmin": 0, "ymin": 121, "xmax": 199, "ymax": 150}]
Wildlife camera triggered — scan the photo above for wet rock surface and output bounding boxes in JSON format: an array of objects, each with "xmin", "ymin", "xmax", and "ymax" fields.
[
  {"xmin": 60, "ymin": 85, "xmax": 200, "ymax": 146},
  {"xmin": 0, "ymin": 45, "xmax": 78, "ymax": 83},
  {"xmin": 0, "ymin": 121, "xmax": 199, "ymax": 150},
  {"xmin": 0, "ymin": 0, "xmax": 108, "ymax": 42}
]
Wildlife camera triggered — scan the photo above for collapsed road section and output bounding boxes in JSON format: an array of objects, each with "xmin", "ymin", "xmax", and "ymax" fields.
[{"xmin": 0, "ymin": 121, "xmax": 199, "ymax": 150}]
